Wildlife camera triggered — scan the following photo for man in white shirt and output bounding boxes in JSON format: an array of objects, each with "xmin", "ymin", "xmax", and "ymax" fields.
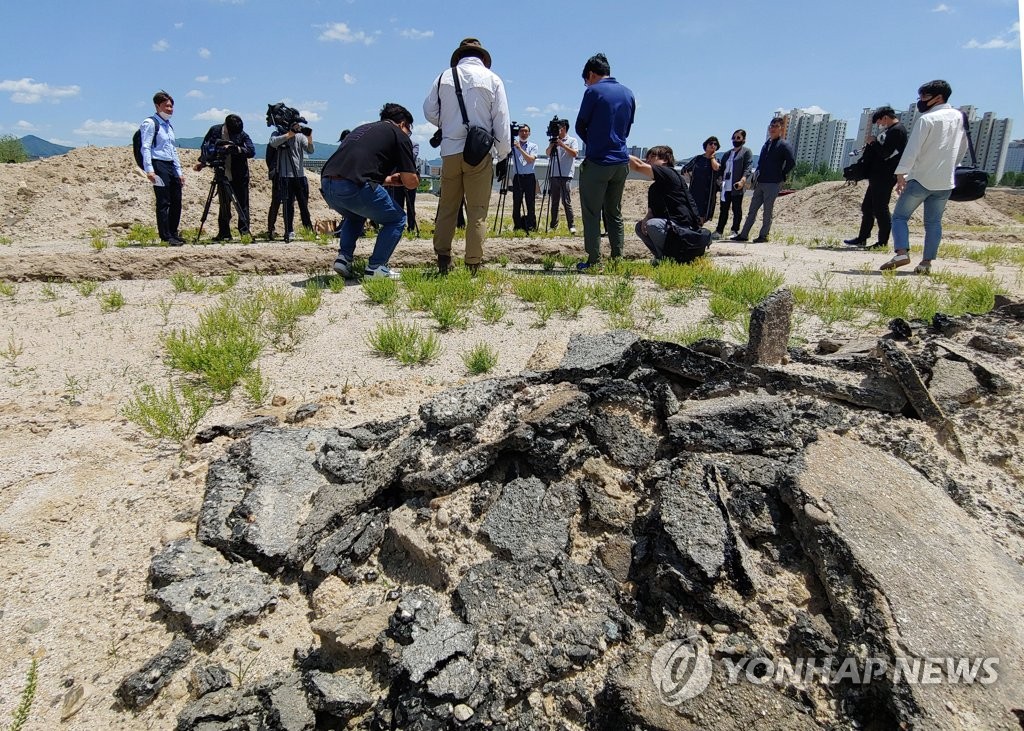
[
  {"xmin": 511, "ymin": 124, "xmax": 539, "ymax": 232},
  {"xmin": 423, "ymin": 37, "xmax": 512, "ymax": 274},
  {"xmin": 545, "ymin": 120, "xmax": 579, "ymax": 233},
  {"xmin": 880, "ymin": 80, "xmax": 968, "ymax": 275}
]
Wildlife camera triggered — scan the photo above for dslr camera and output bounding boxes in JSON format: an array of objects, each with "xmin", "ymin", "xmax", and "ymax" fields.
[
  {"xmin": 510, "ymin": 121, "xmax": 522, "ymax": 140},
  {"xmin": 266, "ymin": 102, "xmax": 312, "ymax": 135},
  {"xmin": 546, "ymin": 116, "xmax": 565, "ymax": 142}
]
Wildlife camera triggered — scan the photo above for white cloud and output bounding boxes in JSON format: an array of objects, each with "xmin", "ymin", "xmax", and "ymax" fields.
[
  {"xmin": 318, "ymin": 22, "xmax": 374, "ymax": 45},
  {"xmin": 73, "ymin": 119, "xmax": 139, "ymax": 139},
  {"xmin": 932, "ymin": 3, "xmax": 951, "ymax": 12},
  {"xmin": 524, "ymin": 106, "xmax": 540, "ymax": 114},
  {"xmin": 543, "ymin": 103, "xmax": 568, "ymax": 115},
  {"xmin": 299, "ymin": 111, "xmax": 322, "ymax": 122},
  {"xmin": 399, "ymin": 28, "xmax": 433, "ymax": 40},
  {"xmin": 15, "ymin": 120, "xmax": 37, "ymax": 132},
  {"xmin": 194, "ymin": 107, "xmax": 234, "ymax": 121},
  {"xmin": 194, "ymin": 75, "xmax": 234, "ymax": 84},
  {"xmin": 343, "ymin": 73, "xmax": 356, "ymax": 85},
  {"xmin": 152, "ymin": 39, "xmax": 170, "ymax": 52},
  {"xmin": 198, "ymin": 47, "xmax": 211, "ymax": 59},
  {"xmin": 964, "ymin": 21, "xmax": 1020, "ymax": 49},
  {"xmin": 0, "ymin": 78, "xmax": 81, "ymax": 104},
  {"xmin": 186, "ymin": 89, "xmax": 205, "ymax": 98},
  {"xmin": 300, "ymin": 100, "xmax": 329, "ymax": 111},
  {"xmin": 799, "ymin": 105, "xmax": 829, "ymax": 115},
  {"xmin": 174, "ymin": 22, "xmax": 184, "ymax": 29}
]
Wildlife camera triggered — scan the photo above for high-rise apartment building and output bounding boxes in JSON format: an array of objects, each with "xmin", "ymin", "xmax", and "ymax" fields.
[
  {"xmin": 1005, "ymin": 140, "xmax": 1024, "ymax": 174},
  {"xmin": 782, "ymin": 108, "xmax": 848, "ymax": 171}
]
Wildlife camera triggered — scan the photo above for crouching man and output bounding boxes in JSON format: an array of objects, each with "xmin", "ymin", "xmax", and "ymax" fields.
[
  {"xmin": 628, "ymin": 145, "xmax": 709, "ymax": 264},
  {"xmin": 320, "ymin": 103, "xmax": 419, "ymax": 280}
]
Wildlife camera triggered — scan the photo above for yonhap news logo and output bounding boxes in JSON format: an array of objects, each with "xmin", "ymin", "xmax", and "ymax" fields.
[{"xmin": 649, "ymin": 636, "xmax": 714, "ymax": 706}]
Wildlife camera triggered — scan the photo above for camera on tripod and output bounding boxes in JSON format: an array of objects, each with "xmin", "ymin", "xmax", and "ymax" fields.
[
  {"xmin": 546, "ymin": 116, "xmax": 565, "ymax": 142},
  {"xmin": 510, "ymin": 121, "xmax": 522, "ymax": 140},
  {"xmin": 266, "ymin": 102, "xmax": 312, "ymax": 136}
]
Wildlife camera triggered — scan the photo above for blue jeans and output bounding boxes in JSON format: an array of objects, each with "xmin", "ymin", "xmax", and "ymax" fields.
[
  {"xmin": 891, "ymin": 179, "xmax": 951, "ymax": 260},
  {"xmin": 321, "ymin": 178, "xmax": 406, "ymax": 268}
]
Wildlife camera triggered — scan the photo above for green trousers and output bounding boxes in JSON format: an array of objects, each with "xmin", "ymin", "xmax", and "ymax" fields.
[{"xmin": 578, "ymin": 159, "xmax": 629, "ymax": 263}]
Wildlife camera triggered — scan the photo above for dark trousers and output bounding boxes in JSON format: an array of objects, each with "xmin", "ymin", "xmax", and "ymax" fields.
[
  {"xmin": 716, "ymin": 190, "xmax": 743, "ymax": 234},
  {"xmin": 858, "ymin": 177, "xmax": 897, "ymax": 246},
  {"xmin": 268, "ymin": 177, "xmax": 282, "ymax": 234},
  {"xmin": 281, "ymin": 176, "xmax": 312, "ymax": 235},
  {"xmin": 512, "ymin": 173, "xmax": 537, "ymax": 231},
  {"xmin": 152, "ymin": 159, "xmax": 182, "ymax": 242},
  {"xmin": 217, "ymin": 178, "xmax": 250, "ymax": 236},
  {"xmin": 386, "ymin": 186, "xmax": 419, "ymax": 234},
  {"xmin": 548, "ymin": 176, "xmax": 574, "ymax": 228}
]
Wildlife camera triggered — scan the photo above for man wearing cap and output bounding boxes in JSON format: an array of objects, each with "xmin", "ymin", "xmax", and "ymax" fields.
[
  {"xmin": 732, "ymin": 117, "xmax": 795, "ymax": 243},
  {"xmin": 423, "ymin": 37, "xmax": 512, "ymax": 274}
]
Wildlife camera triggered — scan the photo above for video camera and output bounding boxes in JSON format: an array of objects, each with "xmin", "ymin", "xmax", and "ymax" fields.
[
  {"xmin": 510, "ymin": 121, "xmax": 522, "ymax": 140},
  {"xmin": 266, "ymin": 103, "xmax": 312, "ymax": 136},
  {"xmin": 546, "ymin": 116, "xmax": 565, "ymax": 142}
]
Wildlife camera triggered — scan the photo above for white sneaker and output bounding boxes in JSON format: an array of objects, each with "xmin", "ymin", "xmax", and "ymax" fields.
[
  {"xmin": 879, "ymin": 253, "xmax": 911, "ymax": 271},
  {"xmin": 364, "ymin": 265, "xmax": 399, "ymax": 280},
  {"xmin": 333, "ymin": 257, "xmax": 353, "ymax": 278},
  {"xmin": 569, "ymin": 227, "xmax": 577, "ymax": 235}
]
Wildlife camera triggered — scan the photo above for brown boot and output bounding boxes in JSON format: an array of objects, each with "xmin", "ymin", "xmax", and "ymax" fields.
[{"xmin": 437, "ymin": 254, "xmax": 451, "ymax": 275}]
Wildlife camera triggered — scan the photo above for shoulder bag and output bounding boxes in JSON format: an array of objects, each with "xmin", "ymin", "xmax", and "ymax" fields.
[
  {"xmin": 950, "ymin": 112, "xmax": 987, "ymax": 202},
  {"xmin": 451, "ymin": 67, "xmax": 495, "ymax": 166}
]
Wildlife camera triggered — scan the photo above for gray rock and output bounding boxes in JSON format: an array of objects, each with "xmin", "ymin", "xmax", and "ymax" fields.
[
  {"xmin": 379, "ymin": 504, "xmax": 456, "ymax": 589},
  {"xmin": 521, "ymin": 387, "xmax": 591, "ymax": 435},
  {"xmin": 311, "ymin": 511, "xmax": 386, "ymax": 576},
  {"xmin": 285, "ymin": 402, "xmax": 320, "ymax": 424},
  {"xmin": 480, "ymin": 477, "xmax": 578, "ymax": 564},
  {"xmin": 967, "ymin": 333, "xmax": 1021, "ymax": 357},
  {"xmin": 934, "ymin": 338, "xmax": 1015, "ymax": 395},
  {"xmin": 149, "ymin": 540, "xmax": 277, "ymax": 642},
  {"xmin": 789, "ymin": 435, "xmax": 1024, "ymax": 730},
  {"xmin": 305, "ymin": 670, "xmax": 373, "ymax": 720},
  {"xmin": 175, "ymin": 687, "xmax": 264, "ymax": 731},
  {"xmin": 586, "ymin": 403, "xmax": 660, "ymax": 469},
  {"xmin": 418, "ymin": 379, "xmax": 511, "ymax": 430},
  {"xmin": 396, "ymin": 617, "xmax": 477, "ymax": 683},
  {"xmin": 654, "ymin": 461, "xmax": 727, "ymax": 583},
  {"xmin": 402, "ymin": 439, "xmax": 506, "ymax": 495},
  {"xmin": 115, "ymin": 636, "xmax": 191, "ymax": 710},
  {"xmin": 753, "ymin": 364, "xmax": 907, "ymax": 412},
  {"xmin": 426, "ymin": 657, "xmax": 481, "ymax": 700},
  {"xmin": 745, "ymin": 289, "xmax": 794, "ymax": 365},
  {"xmin": 928, "ymin": 358, "xmax": 984, "ymax": 406},
  {"xmin": 635, "ymin": 340, "xmax": 739, "ymax": 383},
  {"xmin": 187, "ymin": 664, "xmax": 232, "ymax": 699},
  {"xmin": 194, "ymin": 416, "xmax": 279, "ymax": 443},
  {"xmin": 554, "ymin": 330, "xmax": 640, "ymax": 380},
  {"xmin": 254, "ymin": 671, "xmax": 315, "ymax": 731}
]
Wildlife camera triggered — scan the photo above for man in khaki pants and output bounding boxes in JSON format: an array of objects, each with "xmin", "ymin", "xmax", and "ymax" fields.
[{"xmin": 423, "ymin": 37, "xmax": 511, "ymax": 274}]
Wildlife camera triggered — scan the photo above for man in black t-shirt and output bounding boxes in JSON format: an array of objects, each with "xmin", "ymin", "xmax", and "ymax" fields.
[
  {"xmin": 627, "ymin": 146, "xmax": 706, "ymax": 264},
  {"xmin": 320, "ymin": 103, "xmax": 419, "ymax": 279}
]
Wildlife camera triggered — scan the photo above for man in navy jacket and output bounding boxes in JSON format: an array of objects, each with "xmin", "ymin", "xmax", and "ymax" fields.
[{"xmin": 733, "ymin": 117, "xmax": 795, "ymax": 243}]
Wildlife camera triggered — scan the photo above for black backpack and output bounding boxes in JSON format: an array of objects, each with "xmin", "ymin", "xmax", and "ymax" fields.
[{"xmin": 132, "ymin": 116, "xmax": 159, "ymax": 169}]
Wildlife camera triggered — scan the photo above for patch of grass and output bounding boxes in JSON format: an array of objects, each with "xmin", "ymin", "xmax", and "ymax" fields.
[
  {"xmin": 327, "ymin": 275, "xmax": 347, "ymax": 293},
  {"xmin": 99, "ymin": 288, "xmax": 125, "ymax": 312},
  {"xmin": 966, "ymin": 244, "xmax": 1011, "ymax": 269},
  {"xmin": 1, "ymin": 331, "xmax": 24, "ymax": 366},
  {"xmin": 122, "ymin": 382, "xmax": 212, "ymax": 443},
  {"xmin": 541, "ymin": 254, "xmax": 557, "ymax": 271},
  {"xmin": 5, "ymin": 656, "xmax": 38, "ymax": 731},
  {"xmin": 242, "ymin": 366, "xmax": 272, "ymax": 406},
  {"xmin": 40, "ymin": 281, "xmax": 59, "ymax": 301},
  {"xmin": 462, "ymin": 342, "xmax": 498, "ymax": 374},
  {"xmin": 362, "ymin": 277, "xmax": 400, "ymax": 306},
  {"xmin": 366, "ymin": 320, "xmax": 441, "ymax": 364},
  {"xmin": 156, "ymin": 296, "xmax": 174, "ymax": 324},
  {"xmin": 163, "ymin": 298, "xmax": 263, "ymax": 396},
  {"xmin": 936, "ymin": 272, "xmax": 1005, "ymax": 315},
  {"xmin": 261, "ymin": 283, "xmax": 321, "ymax": 350},
  {"xmin": 480, "ymin": 293, "xmax": 507, "ymax": 324},
  {"xmin": 120, "ymin": 224, "xmax": 159, "ymax": 247},
  {"xmin": 637, "ymin": 295, "xmax": 665, "ymax": 330},
  {"xmin": 591, "ymin": 277, "xmax": 635, "ymax": 316},
  {"xmin": 430, "ymin": 296, "xmax": 470, "ymax": 331},
  {"xmin": 72, "ymin": 280, "xmax": 99, "ymax": 297},
  {"xmin": 661, "ymin": 321, "xmax": 724, "ymax": 345},
  {"xmin": 0, "ymin": 281, "xmax": 16, "ymax": 298},
  {"xmin": 792, "ymin": 286, "xmax": 860, "ymax": 326},
  {"xmin": 0, "ymin": 235, "xmax": 12, "ymax": 246},
  {"xmin": 208, "ymin": 272, "xmax": 240, "ymax": 293},
  {"xmin": 169, "ymin": 272, "xmax": 208, "ymax": 294},
  {"xmin": 871, "ymin": 276, "xmax": 917, "ymax": 320},
  {"xmin": 706, "ymin": 263, "xmax": 785, "ymax": 306},
  {"xmin": 708, "ymin": 292, "xmax": 748, "ymax": 321},
  {"xmin": 496, "ymin": 254, "xmax": 510, "ymax": 267}
]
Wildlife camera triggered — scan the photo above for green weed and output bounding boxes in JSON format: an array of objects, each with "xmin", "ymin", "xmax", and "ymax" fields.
[
  {"xmin": 242, "ymin": 367, "xmax": 272, "ymax": 406},
  {"xmin": 0, "ymin": 282, "xmax": 16, "ymax": 298},
  {"xmin": 169, "ymin": 272, "xmax": 207, "ymax": 294},
  {"xmin": 431, "ymin": 296, "xmax": 470, "ymax": 331},
  {"xmin": 480, "ymin": 294, "xmax": 507, "ymax": 324},
  {"xmin": 72, "ymin": 280, "xmax": 99, "ymax": 297},
  {"xmin": 362, "ymin": 277, "xmax": 400, "ymax": 306},
  {"xmin": 121, "ymin": 224, "xmax": 159, "ymax": 247},
  {"xmin": 100, "ymin": 289, "xmax": 125, "ymax": 312},
  {"xmin": 122, "ymin": 382, "xmax": 212, "ymax": 443},
  {"xmin": 208, "ymin": 272, "xmax": 240, "ymax": 293},
  {"xmin": 41, "ymin": 281, "xmax": 59, "ymax": 301},
  {"xmin": 661, "ymin": 321, "xmax": 724, "ymax": 345},
  {"xmin": 366, "ymin": 320, "xmax": 441, "ymax": 364},
  {"xmin": 1, "ymin": 331, "xmax": 23, "ymax": 366},
  {"xmin": 462, "ymin": 342, "xmax": 498, "ymax": 374},
  {"xmin": 5, "ymin": 657, "xmax": 38, "ymax": 731},
  {"xmin": 0, "ymin": 235, "xmax": 12, "ymax": 246}
]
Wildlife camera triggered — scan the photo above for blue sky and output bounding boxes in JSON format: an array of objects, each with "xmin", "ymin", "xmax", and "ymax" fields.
[{"xmin": 0, "ymin": 0, "xmax": 1021, "ymax": 156}]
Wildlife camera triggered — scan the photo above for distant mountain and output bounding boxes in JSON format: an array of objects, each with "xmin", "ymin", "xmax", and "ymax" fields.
[
  {"xmin": 19, "ymin": 135, "xmax": 74, "ymax": 159},
  {"xmin": 177, "ymin": 136, "xmax": 339, "ymax": 161}
]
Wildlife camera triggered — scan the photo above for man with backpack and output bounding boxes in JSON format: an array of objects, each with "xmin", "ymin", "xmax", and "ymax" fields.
[
  {"xmin": 628, "ymin": 146, "xmax": 709, "ymax": 264},
  {"xmin": 137, "ymin": 90, "xmax": 185, "ymax": 245}
]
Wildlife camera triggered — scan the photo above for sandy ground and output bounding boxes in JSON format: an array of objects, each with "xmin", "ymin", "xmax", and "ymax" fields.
[{"xmin": 1, "ymin": 148, "xmax": 1023, "ymax": 730}]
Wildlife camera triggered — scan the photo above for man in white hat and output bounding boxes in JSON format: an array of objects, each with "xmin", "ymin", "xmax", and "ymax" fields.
[{"xmin": 423, "ymin": 37, "xmax": 511, "ymax": 274}]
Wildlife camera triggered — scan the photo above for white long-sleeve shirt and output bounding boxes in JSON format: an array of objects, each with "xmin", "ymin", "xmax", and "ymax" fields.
[
  {"xmin": 895, "ymin": 103, "xmax": 968, "ymax": 191},
  {"xmin": 423, "ymin": 57, "xmax": 511, "ymax": 160}
]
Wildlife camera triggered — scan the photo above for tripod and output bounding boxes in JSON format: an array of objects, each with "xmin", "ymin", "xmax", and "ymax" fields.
[
  {"xmin": 491, "ymin": 151, "xmax": 515, "ymax": 235},
  {"xmin": 539, "ymin": 137, "xmax": 566, "ymax": 233},
  {"xmin": 196, "ymin": 164, "xmax": 249, "ymax": 243}
]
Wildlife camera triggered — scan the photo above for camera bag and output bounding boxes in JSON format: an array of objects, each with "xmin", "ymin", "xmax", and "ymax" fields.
[
  {"xmin": 132, "ymin": 116, "xmax": 159, "ymax": 169},
  {"xmin": 450, "ymin": 67, "xmax": 495, "ymax": 166},
  {"xmin": 950, "ymin": 112, "xmax": 987, "ymax": 202}
]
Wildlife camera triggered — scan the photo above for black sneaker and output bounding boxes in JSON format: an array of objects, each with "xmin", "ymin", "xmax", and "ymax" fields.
[
  {"xmin": 843, "ymin": 237, "xmax": 866, "ymax": 246},
  {"xmin": 730, "ymin": 234, "xmax": 749, "ymax": 242},
  {"xmin": 168, "ymin": 237, "xmax": 186, "ymax": 246},
  {"xmin": 867, "ymin": 241, "xmax": 887, "ymax": 250},
  {"xmin": 752, "ymin": 237, "xmax": 769, "ymax": 243},
  {"xmin": 437, "ymin": 254, "xmax": 452, "ymax": 275}
]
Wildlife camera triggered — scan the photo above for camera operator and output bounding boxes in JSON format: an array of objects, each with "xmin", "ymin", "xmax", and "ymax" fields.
[
  {"xmin": 269, "ymin": 116, "xmax": 314, "ymax": 242},
  {"xmin": 545, "ymin": 119, "xmax": 579, "ymax": 233},
  {"xmin": 193, "ymin": 114, "xmax": 255, "ymax": 241},
  {"xmin": 511, "ymin": 124, "xmax": 538, "ymax": 232}
]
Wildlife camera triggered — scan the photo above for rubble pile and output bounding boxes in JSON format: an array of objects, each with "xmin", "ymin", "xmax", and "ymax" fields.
[{"xmin": 117, "ymin": 293, "xmax": 1024, "ymax": 730}]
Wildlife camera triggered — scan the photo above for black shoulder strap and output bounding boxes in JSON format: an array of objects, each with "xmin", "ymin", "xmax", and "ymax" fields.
[
  {"xmin": 150, "ymin": 115, "xmax": 159, "ymax": 145},
  {"xmin": 450, "ymin": 66, "xmax": 471, "ymax": 127},
  {"xmin": 961, "ymin": 112, "xmax": 978, "ymax": 167}
]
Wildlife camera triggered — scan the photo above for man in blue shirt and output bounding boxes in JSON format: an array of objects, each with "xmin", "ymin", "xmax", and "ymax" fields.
[
  {"xmin": 733, "ymin": 117, "xmax": 795, "ymax": 243},
  {"xmin": 139, "ymin": 90, "xmax": 185, "ymax": 245},
  {"xmin": 574, "ymin": 53, "xmax": 635, "ymax": 270},
  {"xmin": 511, "ymin": 124, "xmax": 539, "ymax": 232}
]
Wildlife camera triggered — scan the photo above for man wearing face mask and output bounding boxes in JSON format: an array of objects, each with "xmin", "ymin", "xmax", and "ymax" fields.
[
  {"xmin": 843, "ymin": 107, "xmax": 907, "ymax": 250},
  {"xmin": 194, "ymin": 114, "xmax": 256, "ymax": 241},
  {"xmin": 511, "ymin": 125, "xmax": 539, "ymax": 232},
  {"xmin": 879, "ymin": 80, "xmax": 967, "ymax": 275},
  {"xmin": 139, "ymin": 90, "xmax": 185, "ymax": 245},
  {"xmin": 714, "ymin": 129, "xmax": 752, "ymax": 240}
]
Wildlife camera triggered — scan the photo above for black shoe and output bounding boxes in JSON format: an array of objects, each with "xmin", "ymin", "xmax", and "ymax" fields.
[
  {"xmin": 168, "ymin": 237, "xmax": 186, "ymax": 246},
  {"xmin": 752, "ymin": 237, "xmax": 769, "ymax": 243},
  {"xmin": 730, "ymin": 234, "xmax": 749, "ymax": 242},
  {"xmin": 867, "ymin": 241, "xmax": 887, "ymax": 250},
  {"xmin": 213, "ymin": 234, "xmax": 232, "ymax": 242},
  {"xmin": 843, "ymin": 237, "xmax": 867, "ymax": 246},
  {"xmin": 437, "ymin": 254, "xmax": 451, "ymax": 275}
]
